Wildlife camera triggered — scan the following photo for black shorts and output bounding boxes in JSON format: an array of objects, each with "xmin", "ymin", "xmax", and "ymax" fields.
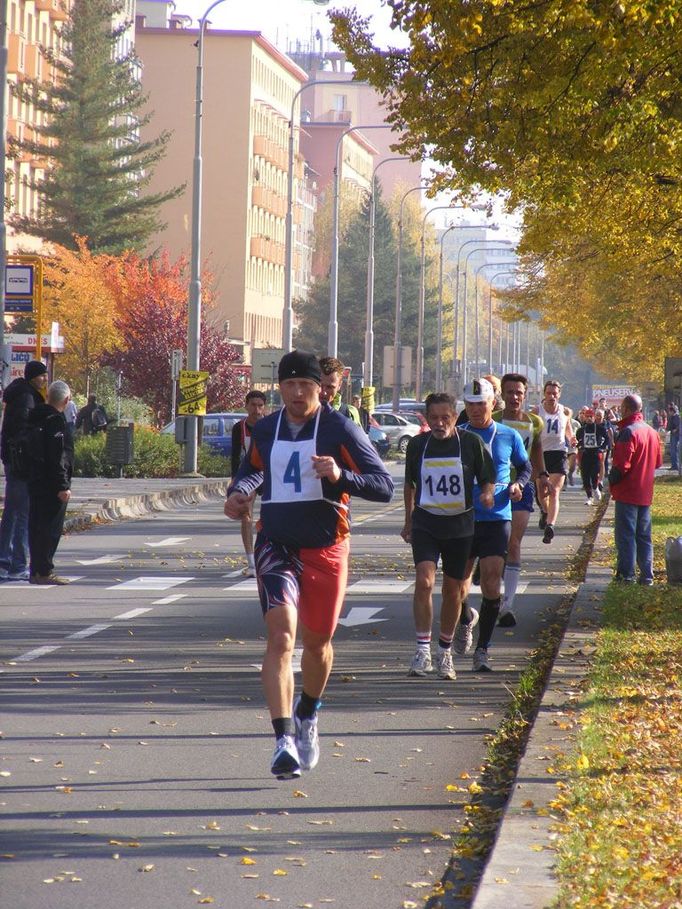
[
  {"xmin": 411, "ymin": 528, "xmax": 473, "ymax": 580},
  {"xmin": 470, "ymin": 520, "xmax": 511, "ymax": 561},
  {"xmin": 544, "ymin": 450, "xmax": 568, "ymax": 476}
]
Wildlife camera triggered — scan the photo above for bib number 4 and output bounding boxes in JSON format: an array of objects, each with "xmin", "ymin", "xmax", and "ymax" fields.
[{"xmin": 283, "ymin": 451, "xmax": 302, "ymax": 492}]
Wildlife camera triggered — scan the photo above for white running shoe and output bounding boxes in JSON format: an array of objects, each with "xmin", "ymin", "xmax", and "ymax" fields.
[
  {"xmin": 473, "ymin": 647, "xmax": 492, "ymax": 672},
  {"xmin": 594, "ymin": 488, "xmax": 602, "ymax": 502},
  {"xmin": 293, "ymin": 697, "xmax": 320, "ymax": 771},
  {"xmin": 436, "ymin": 649, "xmax": 456, "ymax": 680},
  {"xmin": 407, "ymin": 649, "xmax": 433, "ymax": 677},
  {"xmin": 242, "ymin": 565, "xmax": 256, "ymax": 577},
  {"xmin": 585, "ymin": 497, "xmax": 594, "ymax": 506},
  {"xmin": 453, "ymin": 607, "xmax": 479, "ymax": 655},
  {"xmin": 270, "ymin": 735, "xmax": 301, "ymax": 780}
]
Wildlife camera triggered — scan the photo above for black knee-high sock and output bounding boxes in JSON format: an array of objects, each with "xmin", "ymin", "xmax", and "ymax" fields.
[{"xmin": 477, "ymin": 597, "xmax": 501, "ymax": 650}]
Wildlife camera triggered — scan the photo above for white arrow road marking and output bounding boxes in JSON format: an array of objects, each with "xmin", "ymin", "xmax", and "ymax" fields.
[
  {"xmin": 251, "ymin": 647, "xmax": 302, "ymax": 673},
  {"xmin": 144, "ymin": 537, "xmax": 191, "ymax": 547},
  {"xmin": 10, "ymin": 645, "xmax": 61, "ymax": 663},
  {"xmin": 108, "ymin": 576, "xmax": 194, "ymax": 591},
  {"xmin": 347, "ymin": 579, "xmax": 413, "ymax": 594},
  {"xmin": 76, "ymin": 555, "xmax": 119, "ymax": 565},
  {"xmin": 337, "ymin": 607, "xmax": 388, "ymax": 627},
  {"xmin": 65, "ymin": 624, "xmax": 112, "ymax": 640}
]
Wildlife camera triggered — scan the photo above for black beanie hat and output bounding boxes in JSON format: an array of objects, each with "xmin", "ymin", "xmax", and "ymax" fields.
[
  {"xmin": 24, "ymin": 360, "xmax": 48, "ymax": 381},
  {"xmin": 278, "ymin": 350, "xmax": 321, "ymax": 385}
]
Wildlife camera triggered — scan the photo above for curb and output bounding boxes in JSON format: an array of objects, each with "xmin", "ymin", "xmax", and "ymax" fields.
[
  {"xmin": 469, "ymin": 511, "xmax": 612, "ymax": 909},
  {"xmin": 63, "ymin": 480, "xmax": 229, "ymax": 533}
]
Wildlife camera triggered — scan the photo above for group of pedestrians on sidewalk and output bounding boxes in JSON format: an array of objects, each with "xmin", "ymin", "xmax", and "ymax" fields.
[{"xmin": 0, "ymin": 361, "xmax": 74, "ymax": 585}]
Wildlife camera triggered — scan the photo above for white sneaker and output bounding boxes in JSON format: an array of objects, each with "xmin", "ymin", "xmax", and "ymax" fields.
[
  {"xmin": 242, "ymin": 565, "xmax": 256, "ymax": 577},
  {"xmin": 594, "ymin": 488, "xmax": 602, "ymax": 502},
  {"xmin": 293, "ymin": 697, "xmax": 320, "ymax": 771},
  {"xmin": 453, "ymin": 607, "xmax": 479, "ymax": 655},
  {"xmin": 407, "ymin": 649, "xmax": 433, "ymax": 677},
  {"xmin": 0, "ymin": 568, "xmax": 8, "ymax": 580},
  {"xmin": 585, "ymin": 497, "xmax": 594, "ymax": 506},
  {"xmin": 473, "ymin": 647, "xmax": 492, "ymax": 672},
  {"xmin": 270, "ymin": 735, "xmax": 301, "ymax": 780},
  {"xmin": 8, "ymin": 571, "xmax": 30, "ymax": 581},
  {"xmin": 436, "ymin": 648, "xmax": 456, "ymax": 680}
]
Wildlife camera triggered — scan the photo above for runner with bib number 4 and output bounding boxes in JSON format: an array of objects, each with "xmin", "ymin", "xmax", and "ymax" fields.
[{"xmin": 225, "ymin": 351, "xmax": 394, "ymax": 780}]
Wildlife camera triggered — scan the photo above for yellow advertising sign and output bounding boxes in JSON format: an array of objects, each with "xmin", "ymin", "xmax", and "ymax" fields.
[{"xmin": 178, "ymin": 370, "xmax": 209, "ymax": 415}]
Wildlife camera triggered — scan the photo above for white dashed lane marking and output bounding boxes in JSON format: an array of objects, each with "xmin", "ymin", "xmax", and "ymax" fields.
[{"xmin": 107, "ymin": 576, "xmax": 194, "ymax": 591}]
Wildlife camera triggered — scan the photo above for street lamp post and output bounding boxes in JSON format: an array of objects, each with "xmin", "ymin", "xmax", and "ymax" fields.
[
  {"xmin": 436, "ymin": 224, "xmax": 459, "ymax": 391},
  {"xmin": 393, "ymin": 183, "xmax": 428, "ymax": 412},
  {"xmin": 487, "ymin": 270, "xmax": 518, "ymax": 372},
  {"xmin": 459, "ymin": 241, "xmax": 515, "ymax": 386},
  {"xmin": 283, "ymin": 78, "xmax": 361, "ymax": 352},
  {"xmin": 329, "ymin": 123, "xmax": 389, "ymax": 357},
  {"xmin": 183, "ymin": 0, "xmax": 227, "ymax": 475},
  {"xmin": 473, "ymin": 261, "xmax": 518, "ymax": 372},
  {"xmin": 417, "ymin": 204, "xmax": 472, "ymax": 398},
  {"xmin": 365, "ymin": 156, "xmax": 410, "ymax": 389}
]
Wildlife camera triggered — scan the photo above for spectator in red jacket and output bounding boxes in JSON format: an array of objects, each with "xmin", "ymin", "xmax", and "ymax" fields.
[{"xmin": 608, "ymin": 394, "xmax": 662, "ymax": 585}]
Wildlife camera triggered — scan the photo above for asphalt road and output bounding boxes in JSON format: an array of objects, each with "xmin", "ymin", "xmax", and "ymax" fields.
[{"xmin": 1, "ymin": 471, "xmax": 590, "ymax": 909}]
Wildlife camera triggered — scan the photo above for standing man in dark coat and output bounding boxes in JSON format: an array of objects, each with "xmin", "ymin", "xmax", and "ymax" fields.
[
  {"xmin": 0, "ymin": 360, "xmax": 48, "ymax": 581},
  {"xmin": 27, "ymin": 381, "xmax": 74, "ymax": 585}
]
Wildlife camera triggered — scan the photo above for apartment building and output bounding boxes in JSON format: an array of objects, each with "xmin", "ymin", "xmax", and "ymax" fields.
[
  {"xmin": 4, "ymin": 0, "xmax": 71, "ymax": 254},
  {"xmin": 135, "ymin": 14, "xmax": 313, "ymax": 352},
  {"xmin": 288, "ymin": 47, "xmax": 423, "ymax": 201}
]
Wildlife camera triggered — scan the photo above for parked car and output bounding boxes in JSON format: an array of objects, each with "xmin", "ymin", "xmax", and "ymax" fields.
[
  {"xmin": 371, "ymin": 411, "xmax": 422, "ymax": 453},
  {"xmin": 399, "ymin": 411, "xmax": 429, "ymax": 432},
  {"xmin": 368, "ymin": 424, "xmax": 390, "ymax": 457},
  {"xmin": 161, "ymin": 412, "xmax": 246, "ymax": 459},
  {"xmin": 374, "ymin": 398, "xmax": 425, "ymax": 415}
]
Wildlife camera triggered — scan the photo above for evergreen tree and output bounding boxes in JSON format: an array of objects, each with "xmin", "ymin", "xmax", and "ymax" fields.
[{"xmin": 10, "ymin": 0, "xmax": 182, "ymax": 253}]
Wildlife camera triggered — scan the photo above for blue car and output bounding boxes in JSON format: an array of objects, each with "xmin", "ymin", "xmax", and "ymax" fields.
[{"xmin": 162, "ymin": 413, "xmax": 246, "ymax": 459}]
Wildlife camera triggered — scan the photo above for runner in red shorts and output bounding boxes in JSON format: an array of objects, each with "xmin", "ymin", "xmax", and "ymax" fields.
[{"xmin": 225, "ymin": 350, "xmax": 394, "ymax": 780}]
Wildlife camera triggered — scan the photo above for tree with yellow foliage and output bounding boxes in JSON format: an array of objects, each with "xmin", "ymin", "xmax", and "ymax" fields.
[{"xmin": 41, "ymin": 237, "xmax": 122, "ymax": 393}]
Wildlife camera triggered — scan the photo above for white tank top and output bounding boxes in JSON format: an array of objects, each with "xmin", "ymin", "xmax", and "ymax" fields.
[{"xmin": 538, "ymin": 404, "xmax": 569, "ymax": 452}]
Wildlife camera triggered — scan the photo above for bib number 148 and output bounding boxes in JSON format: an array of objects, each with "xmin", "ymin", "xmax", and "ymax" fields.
[{"xmin": 424, "ymin": 474, "xmax": 461, "ymax": 496}]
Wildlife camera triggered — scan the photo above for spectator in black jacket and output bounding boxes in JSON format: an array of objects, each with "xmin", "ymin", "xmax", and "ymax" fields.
[
  {"xmin": 27, "ymin": 381, "xmax": 74, "ymax": 586},
  {"xmin": 229, "ymin": 390, "xmax": 267, "ymax": 576},
  {"xmin": 0, "ymin": 360, "xmax": 48, "ymax": 582},
  {"xmin": 76, "ymin": 394, "xmax": 108, "ymax": 435}
]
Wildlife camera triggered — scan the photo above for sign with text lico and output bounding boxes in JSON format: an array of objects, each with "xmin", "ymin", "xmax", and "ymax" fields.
[{"xmin": 178, "ymin": 370, "xmax": 209, "ymax": 415}]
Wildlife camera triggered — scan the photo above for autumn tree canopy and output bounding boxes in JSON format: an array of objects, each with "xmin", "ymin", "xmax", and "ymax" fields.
[{"xmin": 331, "ymin": 1, "xmax": 682, "ymax": 382}]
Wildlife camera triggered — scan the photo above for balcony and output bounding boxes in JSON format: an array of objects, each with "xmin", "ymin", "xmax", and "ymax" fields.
[
  {"xmin": 8, "ymin": 33, "xmax": 26, "ymax": 74},
  {"xmin": 325, "ymin": 109, "xmax": 352, "ymax": 123},
  {"xmin": 253, "ymin": 134, "xmax": 268, "ymax": 158},
  {"xmin": 24, "ymin": 45, "xmax": 43, "ymax": 80},
  {"xmin": 35, "ymin": 0, "xmax": 68, "ymax": 20}
]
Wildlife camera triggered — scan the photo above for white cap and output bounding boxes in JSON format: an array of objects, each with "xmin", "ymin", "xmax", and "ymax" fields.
[{"xmin": 463, "ymin": 378, "xmax": 495, "ymax": 403}]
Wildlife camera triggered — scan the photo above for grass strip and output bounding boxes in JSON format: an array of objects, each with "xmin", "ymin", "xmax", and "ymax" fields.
[
  {"xmin": 551, "ymin": 478, "xmax": 682, "ymax": 908},
  {"xmin": 425, "ymin": 501, "xmax": 608, "ymax": 907}
]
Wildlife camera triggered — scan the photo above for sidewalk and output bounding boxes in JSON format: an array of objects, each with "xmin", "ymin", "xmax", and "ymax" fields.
[{"xmin": 63, "ymin": 476, "xmax": 230, "ymax": 532}]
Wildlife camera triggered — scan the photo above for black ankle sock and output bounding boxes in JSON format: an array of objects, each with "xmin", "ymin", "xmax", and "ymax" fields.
[
  {"xmin": 477, "ymin": 597, "xmax": 501, "ymax": 650},
  {"xmin": 438, "ymin": 637, "xmax": 452, "ymax": 650},
  {"xmin": 460, "ymin": 599, "xmax": 473, "ymax": 624},
  {"xmin": 296, "ymin": 691, "xmax": 321, "ymax": 720},
  {"xmin": 272, "ymin": 717, "xmax": 294, "ymax": 739}
]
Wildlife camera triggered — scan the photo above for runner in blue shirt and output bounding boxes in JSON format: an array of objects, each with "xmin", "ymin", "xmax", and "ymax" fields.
[{"xmin": 455, "ymin": 378, "xmax": 531, "ymax": 671}]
